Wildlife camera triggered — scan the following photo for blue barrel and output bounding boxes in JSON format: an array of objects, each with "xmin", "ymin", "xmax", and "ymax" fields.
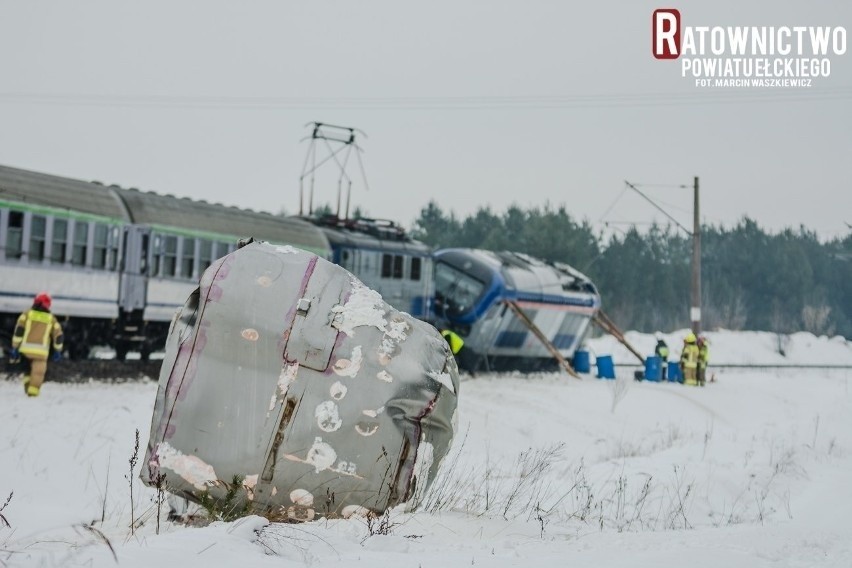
[
  {"xmin": 573, "ymin": 350, "xmax": 591, "ymax": 373},
  {"xmin": 596, "ymin": 355, "xmax": 615, "ymax": 379},
  {"xmin": 644, "ymin": 356, "xmax": 662, "ymax": 381},
  {"xmin": 667, "ymin": 361, "xmax": 681, "ymax": 382}
]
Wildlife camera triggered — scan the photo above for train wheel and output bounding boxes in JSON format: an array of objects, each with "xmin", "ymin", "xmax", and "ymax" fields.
[
  {"xmin": 68, "ymin": 344, "xmax": 90, "ymax": 361},
  {"xmin": 115, "ymin": 341, "xmax": 129, "ymax": 361}
]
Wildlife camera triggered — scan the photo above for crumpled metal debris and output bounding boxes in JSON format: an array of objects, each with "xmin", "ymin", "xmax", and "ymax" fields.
[{"xmin": 141, "ymin": 241, "xmax": 458, "ymax": 521}]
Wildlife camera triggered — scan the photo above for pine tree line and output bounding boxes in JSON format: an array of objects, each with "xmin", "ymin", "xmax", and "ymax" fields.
[{"xmin": 412, "ymin": 201, "xmax": 852, "ymax": 337}]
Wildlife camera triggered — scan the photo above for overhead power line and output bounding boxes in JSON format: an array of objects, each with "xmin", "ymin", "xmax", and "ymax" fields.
[{"xmin": 0, "ymin": 89, "xmax": 850, "ymax": 110}]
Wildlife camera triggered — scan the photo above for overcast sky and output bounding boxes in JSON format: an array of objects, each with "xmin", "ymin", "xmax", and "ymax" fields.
[{"xmin": 1, "ymin": 1, "xmax": 850, "ymax": 240}]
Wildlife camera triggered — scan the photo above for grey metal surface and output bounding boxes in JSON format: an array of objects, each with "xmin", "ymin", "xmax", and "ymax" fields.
[
  {"xmin": 142, "ymin": 242, "xmax": 458, "ymax": 520},
  {"xmin": 0, "ymin": 164, "xmax": 128, "ymax": 219},
  {"xmin": 116, "ymin": 187, "xmax": 330, "ymax": 256},
  {"xmin": 0, "ymin": 164, "xmax": 331, "ymax": 257}
]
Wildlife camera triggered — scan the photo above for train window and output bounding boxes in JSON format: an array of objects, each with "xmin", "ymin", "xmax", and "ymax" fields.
[
  {"xmin": 410, "ymin": 257, "xmax": 422, "ymax": 281},
  {"xmin": 339, "ymin": 249, "xmax": 353, "ymax": 271},
  {"xmin": 140, "ymin": 234, "xmax": 149, "ymax": 275},
  {"xmin": 434, "ymin": 262, "xmax": 486, "ymax": 317},
  {"xmin": 381, "ymin": 254, "xmax": 392, "ymax": 278},
  {"xmin": 393, "ymin": 255, "xmax": 403, "ymax": 279},
  {"xmin": 6, "ymin": 211, "xmax": 23, "ymax": 259},
  {"xmin": 72, "ymin": 222, "xmax": 89, "ymax": 266},
  {"xmin": 213, "ymin": 241, "xmax": 229, "ymax": 259},
  {"xmin": 151, "ymin": 235, "xmax": 161, "ymax": 276},
  {"xmin": 92, "ymin": 224, "xmax": 109, "ymax": 269},
  {"xmin": 181, "ymin": 238, "xmax": 196, "ymax": 279},
  {"xmin": 51, "ymin": 219, "xmax": 68, "ymax": 263},
  {"xmin": 107, "ymin": 226, "xmax": 120, "ymax": 270},
  {"xmin": 162, "ymin": 235, "xmax": 178, "ymax": 277},
  {"xmin": 198, "ymin": 239, "xmax": 213, "ymax": 273},
  {"xmin": 29, "ymin": 215, "xmax": 47, "ymax": 262}
]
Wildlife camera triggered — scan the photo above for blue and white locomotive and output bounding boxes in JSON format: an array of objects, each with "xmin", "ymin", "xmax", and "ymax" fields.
[{"xmin": 431, "ymin": 249, "xmax": 600, "ymax": 372}]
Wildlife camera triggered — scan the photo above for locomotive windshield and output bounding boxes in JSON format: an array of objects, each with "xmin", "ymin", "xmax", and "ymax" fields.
[{"xmin": 434, "ymin": 261, "xmax": 486, "ymax": 318}]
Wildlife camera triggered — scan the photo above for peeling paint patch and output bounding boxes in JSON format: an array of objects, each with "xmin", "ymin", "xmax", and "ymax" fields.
[
  {"xmin": 342, "ymin": 505, "xmax": 371, "ymax": 518},
  {"xmin": 378, "ymin": 315, "xmax": 409, "ymax": 364},
  {"xmin": 376, "ymin": 370, "xmax": 393, "ymax": 383},
  {"xmin": 315, "ymin": 401, "xmax": 342, "ymax": 432},
  {"xmin": 355, "ymin": 421, "xmax": 379, "ymax": 436},
  {"xmin": 256, "ymin": 275, "xmax": 273, "ymax": 287},
  {"xmin": 290, "ymin": 489, "xmax": 314, "ymax": 507},
  {"xmin": 362, "ymin": 406, "xmax": 385, "ymax": 418},
  {"xmin": 330, "ymin": 381, "xmax": 347, "ymax": 400},
  {"xmin": 287, "ymin": 506, "xmax": 315, "ymax": 522},
  {"xmin": 306, "ymin": 437, "xmax": 337, "ymax": 473},
  {"xmin": 279, "ymin": 363, "xmax": 299, "ymax": 394},
  {"xmin": 335, "ymin": 460, "xmax": 358, "ymax": 476},
  {"xmin": 333, "ymin": 345, "xmax": 363, "ymax": 377},
  {"xmin": 427, "ymin": 370, "xmax": 456, "ymax": 394},
  {"xmin": 243, "ymin": 474, "xmax": 259, "ymax": 500},
  {"xmin": 284, "ymin": 441, "xmax": 363, "ymax": 478},
  {"xmin": 154, "ymin": 442, "xmax": 217, "ymax": 491},
  {"xmin": 241, "ymin": 328, "xmax": 260, "ymax": 341},
  {"xmin": 330, "ymin": 280, "xmax": 386, "ymax": 337},
  {"xmin": 270, "ymin": 363, "xmax": 299, "ymax": 412}
]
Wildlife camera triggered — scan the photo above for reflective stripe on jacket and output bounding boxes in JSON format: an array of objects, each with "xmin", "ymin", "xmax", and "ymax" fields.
[
  {"xmin": 441, "ymin": 330, "xmax": 464, "ymax": 355},
  {"xmin": 698, "ymin": 345, "xmax": 709, "ymax": 368},
  {"xmin": 12, "ymin": 309, "xmax": 64, "ymax": 359}
]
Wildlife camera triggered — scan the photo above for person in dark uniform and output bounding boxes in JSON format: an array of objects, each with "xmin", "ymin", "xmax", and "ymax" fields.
[{"xmin": 654, "ymin": 332, "xmax": 669, "ymax": 381}]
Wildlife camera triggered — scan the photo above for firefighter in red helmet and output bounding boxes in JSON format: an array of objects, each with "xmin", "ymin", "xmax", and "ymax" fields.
[{"xmin": 8, "ymin": 292, "xmax": 64, "ymax": 397}]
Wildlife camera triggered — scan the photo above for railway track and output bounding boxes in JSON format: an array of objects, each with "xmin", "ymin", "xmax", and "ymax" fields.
[
  {"xmin": 2, "ymin": 359, "xmax": 163, "ymax": 383},
  {"xmin": 2, "ymin": 359, "xmax": 850, "ymax": 385}
]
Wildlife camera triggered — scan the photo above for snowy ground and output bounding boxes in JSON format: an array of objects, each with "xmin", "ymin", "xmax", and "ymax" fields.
[{"xmin": 1, "ymin": 332, "xmax": 851, "ymax": 567}]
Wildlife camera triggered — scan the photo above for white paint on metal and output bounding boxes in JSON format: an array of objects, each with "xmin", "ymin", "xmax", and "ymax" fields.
[
  {"xmin": 342, "ymin": 505, "xmax": 371, "ymax": 518},
  {"xmin": 330, "ymin": 381, "xmax": 348, "ymax": 400},
  {"xmin": 315, "ymin": 400, "xmax": 343, "ymax": 432},
  {"xmin": 305, "ymin": 437, "xmax": 337, "ymax": 473},
  {"xmin": 289, "ymin": 489, "xmax": 314, "ymax": 507},
  {"xmin": 333, "ymin": 345, "xmax": 363, "ymax": 377},
  {"xmin": 330, "ymin": 280, "xmax": 387, "ymax": 337},
  {"xmin": 154, "ymin": 442, "xmax": 218, "ymax": 491}
]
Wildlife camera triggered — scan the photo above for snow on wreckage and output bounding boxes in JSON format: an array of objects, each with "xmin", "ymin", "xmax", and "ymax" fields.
[{"xmin": 142, "ymin": 239, "xmax": 459, "ymax": 521}]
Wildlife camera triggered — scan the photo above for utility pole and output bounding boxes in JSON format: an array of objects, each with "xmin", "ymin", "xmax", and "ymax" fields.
[{"xmin": 691, "ymin": 176, "xmax": 701, "ymax": 334}]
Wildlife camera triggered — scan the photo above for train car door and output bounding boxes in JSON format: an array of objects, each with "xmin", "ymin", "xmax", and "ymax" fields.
[{"xmin": 119, "ymin": 225, "xmax": 150, "ymax": 313}]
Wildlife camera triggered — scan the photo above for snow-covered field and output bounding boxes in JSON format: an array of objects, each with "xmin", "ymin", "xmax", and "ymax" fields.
[{"xmin": 1, "ymin": 331, "xmax": 851, "ymax": 567}]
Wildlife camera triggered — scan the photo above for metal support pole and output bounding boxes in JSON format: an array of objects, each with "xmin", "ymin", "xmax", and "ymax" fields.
[{"xmin": 691, "ymin": 176, "xmax": 702, "ymax": 334}]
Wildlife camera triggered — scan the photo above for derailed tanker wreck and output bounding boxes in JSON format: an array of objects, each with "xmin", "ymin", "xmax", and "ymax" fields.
[{"xmin": 141, "ymin": 241, "xmax": 459, "ymax": 520}]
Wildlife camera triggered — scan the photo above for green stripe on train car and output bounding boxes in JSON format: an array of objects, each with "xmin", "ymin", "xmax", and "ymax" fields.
[{"xmin": 0, "ymin": 199, "xmax": 124, "ymax": 225}]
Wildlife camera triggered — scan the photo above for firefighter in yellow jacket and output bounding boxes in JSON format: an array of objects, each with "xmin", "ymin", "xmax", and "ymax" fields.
[
  {"xmin": 679, "ymin": 332, "xmax": 699, "ymax": 386},
  {"xmin": 8, "ymin": 292, "xmax": 64, "ymax": 397}
]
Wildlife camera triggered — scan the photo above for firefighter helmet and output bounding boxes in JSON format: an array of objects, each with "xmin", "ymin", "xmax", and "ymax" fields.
[{"xmin": 34, "ymin": 292, "xmax": 52, "ymax": 310}]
